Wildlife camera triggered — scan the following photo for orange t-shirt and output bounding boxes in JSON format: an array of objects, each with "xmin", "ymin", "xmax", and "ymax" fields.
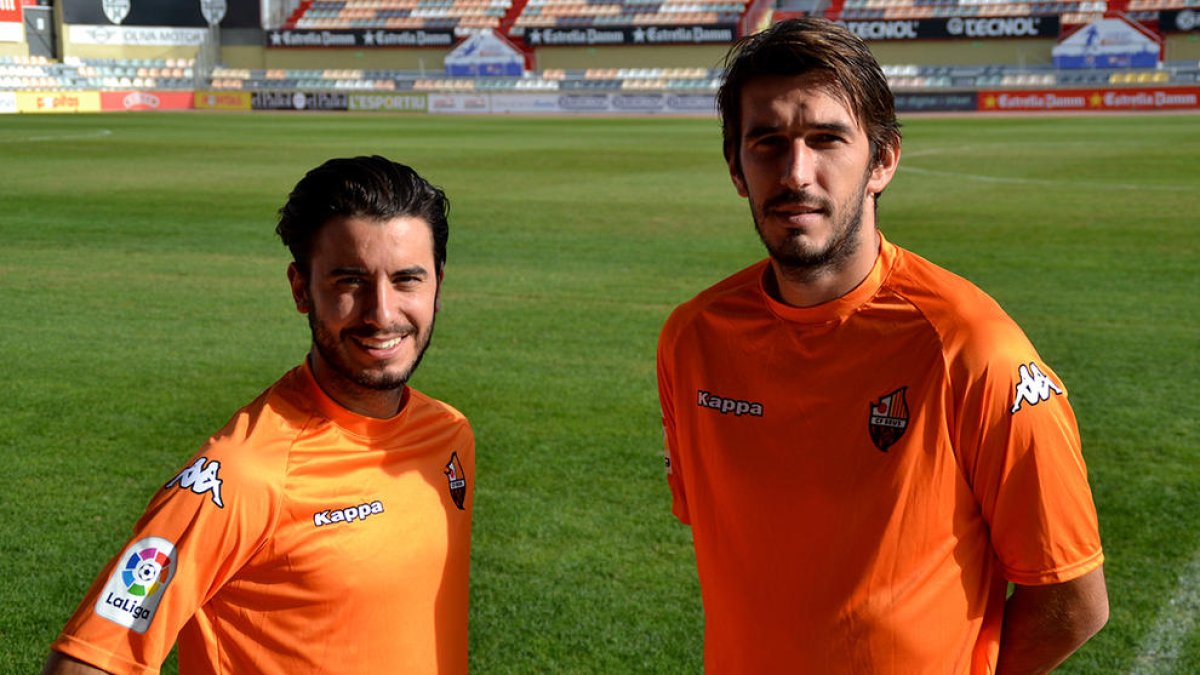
[
  {"xmin": 52, "ymin": 363, "xmax": 474, "ymax": 675},
  {"xmin": 657, "ymin": 235, "xmax": 1103, "ymax": 674}
]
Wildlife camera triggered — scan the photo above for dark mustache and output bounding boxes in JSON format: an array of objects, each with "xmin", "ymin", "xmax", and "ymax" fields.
[{"xmin": 764, "ymin": 190, "xmax": 831, "ymax": 213}]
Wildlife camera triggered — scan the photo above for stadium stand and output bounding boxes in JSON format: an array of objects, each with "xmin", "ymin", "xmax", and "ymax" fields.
[
  {"xmin": 511, "ymin": 0, "xmax": 749, "ymax": 33},
  {"xmin": 4, "ymin": 0, "xmax": 1200, "ymax": 99},
  {"xmin": 0, "ymin": 56, "xmax": 195, "ymax": 91},
  {"xmin": 288, "ymin": 0, "xmax": 514, "ymax": 32},
  {"xmin": 199, "ymin": 61, "xmax": 1199, "ymax": 93},
  {"xmin": 207, "ymin": 64, "xmax": 721, "ymax": 91}
]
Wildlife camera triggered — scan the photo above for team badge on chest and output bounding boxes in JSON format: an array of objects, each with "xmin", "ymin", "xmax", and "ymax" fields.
[
  {"xmin": 868, "ymin": 387, "xmax": 910, "ymax": 452},
  {"xmin": 444, "ymin": 452, "xmax": 467, "ymax": 510}
]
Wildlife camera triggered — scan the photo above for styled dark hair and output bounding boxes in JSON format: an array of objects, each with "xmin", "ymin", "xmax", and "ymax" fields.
[
  {"xmin": 718, "ymin": 17, "xmax": 901, "ymax": 170},
  {"xmin": 276, "ymin": 155, "xmax": 450, "ymax": 275}
]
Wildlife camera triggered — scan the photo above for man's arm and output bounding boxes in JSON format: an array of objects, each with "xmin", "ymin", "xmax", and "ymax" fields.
[
  {"xmin": 41, "ymin": 651, "xmax": 109, "ymax": 675},
  {"xmin": 996, "ymin": 565, "xmax": 1109, "ymax": 675}
]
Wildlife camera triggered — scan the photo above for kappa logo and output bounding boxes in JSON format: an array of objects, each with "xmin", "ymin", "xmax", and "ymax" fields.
[
  {"xmin": 313, "ymin": 501, "xmax": 385, "ymax": 527},
  {"xmin": 1010, "ymin": 362, "xmax": 1063, "ymax": 414},
  {"xmin": 445, "ymin": 452, "xmax": 467, "ymax": 510},
  {"xmin": 868, "ymin": 386, "xmax": 910, "ymax": 452},
  {"xmin": 696, "ymin": 390, "xmax": 764, "ymax": 417},
  {"xmin": 164, "ymin": 457, "xmax": 224, "ymax": 508},
  {"xmin": 93, "ymin": 537, "xmax": 177, "ymax": 633}
]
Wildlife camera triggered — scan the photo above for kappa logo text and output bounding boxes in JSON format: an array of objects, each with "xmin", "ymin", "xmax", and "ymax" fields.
[
  {"xmin": 697, "ymin": 390, "xmax": 764, "ymax": 417},
  {"xmin": 164, "ymin": 457, "xmax": 224, "ymax": 507},
  {"xmin": 1010, "ymin": 362, "xmax": 1063, "ymax": 413},
  {"xmin": 313, "ymin": 500, "xmax": 385, "ymax": 527}
]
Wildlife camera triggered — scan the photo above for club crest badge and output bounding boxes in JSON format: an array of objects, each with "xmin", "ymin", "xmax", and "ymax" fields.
[
  {"xmin": 444, "ymin": 452, "xmax": 467, "ymax": 510},
  {"xmin": 868, "ymin": 386, "xmax": 910, "ymax": 452},
  {"xmin": 102, "ymin": 0, "xmax": 131, "ymax": 24}
]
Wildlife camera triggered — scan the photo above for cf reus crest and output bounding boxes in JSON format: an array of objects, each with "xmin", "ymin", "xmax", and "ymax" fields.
[
  {"xmin": 102, "ymin": 0, "xmax": 131, "ymax": 24},
  {"xmin": 444, "ymin": 452, "xmax": 467, "ymax": 510},
  {"xmin": 868, "ymin": 386, "xmax": 910, "ymax": 452}
]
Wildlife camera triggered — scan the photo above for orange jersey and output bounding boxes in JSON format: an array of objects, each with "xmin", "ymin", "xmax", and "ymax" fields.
[
  {"xmin": 657, "ymin": 235, "xmax": 1103, "ymax": 674},
  {"xmin": 52, "ymin": 362, "xmax": 474, "ymax": 675}
]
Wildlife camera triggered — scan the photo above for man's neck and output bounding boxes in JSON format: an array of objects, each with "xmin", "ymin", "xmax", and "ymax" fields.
[{"xmin": 769, "ymin": 228, "xmax": 881, "ymax": 308}]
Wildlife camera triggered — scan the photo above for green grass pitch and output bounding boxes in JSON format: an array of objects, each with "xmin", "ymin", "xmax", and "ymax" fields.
[{"xmin": 1, "ymin": 111, "xmax": 1197, "ymax": 673}]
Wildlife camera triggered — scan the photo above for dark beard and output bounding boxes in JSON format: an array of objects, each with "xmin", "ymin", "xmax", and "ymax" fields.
[
  {"xmin": 308, "ymin": 312, "xmax": 435, "ymax": 392},
  {"xmin": 756, "ymin": 190, "xmax": 865, "ymax": 275}
]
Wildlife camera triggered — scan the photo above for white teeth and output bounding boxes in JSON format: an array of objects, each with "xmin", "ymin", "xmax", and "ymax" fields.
[{"xmin": 361, "ymin": 337, "xmax": 403, "ymax": 349}]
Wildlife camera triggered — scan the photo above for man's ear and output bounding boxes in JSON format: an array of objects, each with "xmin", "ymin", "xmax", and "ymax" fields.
[
  {"xmin": 434, "ymin": 264, "xmax": 445, "ymax": 313},
  {"xmin": 867, "ymin": 137, "xmax": 901, "ymax": 197},
  {"xmin": 286, "ymin": 262, "xmax": 310, "ymax": 314},
  {"xmin": 728, "ymin": 155, "xmax": 749, "ymax": 198}
]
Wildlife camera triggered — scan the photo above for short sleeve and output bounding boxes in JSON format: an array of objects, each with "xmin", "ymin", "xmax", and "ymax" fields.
[
  {"xmin": 658, "ymin": 311, "xmax": 691, "ymax": 525},
  {"xmin": 955, "ymin": 349, "xmax": 1104, "ymax": 586},
  {"xmin": 51, "ymin": 427, "xmax": 282, "ymax": 673}
]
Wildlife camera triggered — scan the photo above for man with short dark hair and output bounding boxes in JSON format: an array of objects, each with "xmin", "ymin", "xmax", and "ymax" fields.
[
  {"xmin": 657, "ymin": 18, "xmax": 1108, "ymax": 673},
  {"xmin": 44, "ymin": 156, "xmax": 474, "ymax": 674}
]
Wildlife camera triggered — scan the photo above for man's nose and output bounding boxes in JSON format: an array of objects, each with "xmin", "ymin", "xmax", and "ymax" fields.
[
  {"xmin": 362, "ymin": 280, "xmax": 399, "ymax": 328},
  {"xmin": 783, "ymin": 141, "xmax": 815, "ymax": 191}
]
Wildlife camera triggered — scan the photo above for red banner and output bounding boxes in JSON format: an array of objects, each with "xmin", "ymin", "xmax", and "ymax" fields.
[
  {"xmin": 0, "ymin": 0, "xmax": 22, "ymax": 23},
  {"xmin": 978, "ymin": 87, "xmax": 1200, "ymax": 112},
  {"xmin": 100, "ymin": 91, "xmax": 195, "ymax": 111}
]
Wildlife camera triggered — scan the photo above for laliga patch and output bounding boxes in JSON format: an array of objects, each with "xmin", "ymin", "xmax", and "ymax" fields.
[
  {"xmin": 1010, "ymin": 362, "xmax": 1063, "ymax": 414},
  {"xmin": 93, "ymin": 537, "xmax": 177, "ymax": 633},
  {"xmin": 868, "ymin": 386, "xmax": 910, "ymax": 452},
  {"xmin": 444, "ymin": 452, "xmax": 467, "ymax": 510}
]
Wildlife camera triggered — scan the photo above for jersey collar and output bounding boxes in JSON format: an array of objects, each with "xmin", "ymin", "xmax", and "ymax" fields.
[
  {"xmin": 759, "ymin": 230, "xmax": 898, "ymax": 325},
  {"xmin": 297, "ymin": 359, "xmax": 413, "ymax": 438}
]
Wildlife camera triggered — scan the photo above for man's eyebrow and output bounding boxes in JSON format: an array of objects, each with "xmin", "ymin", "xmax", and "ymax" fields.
[
  {"xmin": 810, "ymin": 120, "xmax": 855, "ymax": 135},
  {"xmin": 327, "ymin": 265, "xmax": 430, "ymax": 278},
  {"xmin": 743, "ymin": 120, "xmax": 856, "ymax": 140},
  {"xmin": 392, "ymin": 266, "xmax": 429, "ymax": 278}
]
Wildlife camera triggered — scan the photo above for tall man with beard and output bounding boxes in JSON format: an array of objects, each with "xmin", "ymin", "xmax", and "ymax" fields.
[
  {"xmin": 656, "ymin": 19, "xmax": 1108, "ymax": 674},
  {"xmin": 45, "ymin": 156, "xmax": 474, "ymax": 675}
]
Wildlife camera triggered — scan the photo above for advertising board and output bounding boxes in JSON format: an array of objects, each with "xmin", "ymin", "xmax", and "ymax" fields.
[
  {"xmin": 266, "ymin": 29, "xmax": 454, "ymax": 48},
  {"xmin": 0, "ymin": 91, "xmax": 17, "ymax": 114},
  {"xmin": 68, "ymin": 24, "xmax": 207, "ymax": 46},
  {"xmin": 977, "ymin": 87, "xmax": 1200, "ymax": 112},
  {"xmin": 428, "ymin": 93, "xmax": 490, "ymax": 114},
  {"xmin": 523, "ymin": 24, "xmax": 736, "ymax": 47},
  {"xmin": 251, "ymin": 91, "xmax": 349, "ymax": 111},
  {"xmin": 16, "ymin": 91, "xmax": 102, "ymax": 113},
  {"xmin": 841, "ymin": 16, "xmax": 1059, "ymax": 41},
  {"xmin": 349, "ymin": 93, "xmax": 428, "ymax": 112},
  {"xmin": 894, "ymin": 92, "xmax": 978, "ymax": 112},
  {"xmin": 195, "ymin": 91, "xmax": 252, "ymax": 110},
  {"xmin": 100, "ymin": 91, "xmax": 195, "ymax": 111},
  {"xmin": 61, "ymin": 0, "xmax": 258, "ymax": 28}
]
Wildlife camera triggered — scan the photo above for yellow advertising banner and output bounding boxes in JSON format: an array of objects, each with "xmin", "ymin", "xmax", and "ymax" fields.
[
  {"xmin": 194, "ymin": 91, "xmax": 252, "ymax": 111},
  {"xmin": 16, "ymin": 92, "xmax": 102, "ymax": 113}
]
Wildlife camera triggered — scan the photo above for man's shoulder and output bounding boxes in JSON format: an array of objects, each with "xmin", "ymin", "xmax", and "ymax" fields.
[
  {"xmin": 404, "ymin": 387, "xmax": 474, "ymax": 434},
  {"xmin": 662, "ymin": 259, "xmax": 769, "ymax": 338},
  {"xmin": 890, "ymin": 247, "xmax": 1018, "ymax": 328},
  {"xmin": 182, "ymin": 367, "xmax": 315, "ymax": 486},
  {"xmin": 888, "ymin": 245, "xmax": 1038, "ymax": 368}
]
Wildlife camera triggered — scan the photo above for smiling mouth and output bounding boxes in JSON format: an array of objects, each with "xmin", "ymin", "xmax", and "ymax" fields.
[
  {"xmin": 357, "ymin": 336, "xmax": 405, "ymax": 349},
  {"xmin": 350, "ymin": 330, "xmax": 415, "ymax": 353}
]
